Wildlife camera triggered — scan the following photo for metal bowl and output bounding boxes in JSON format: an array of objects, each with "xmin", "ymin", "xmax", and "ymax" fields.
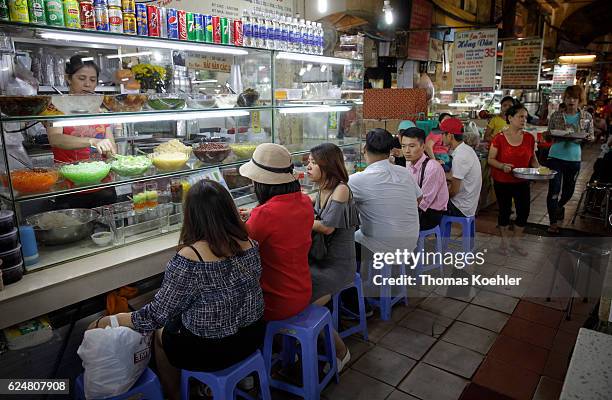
[
  {"xmin": 512, "ymin": 168, "xmax": 557, "ymax": 181},
  {"xmin": 26, "ymin": 209, "xmax": 100, "ymax": 245}
]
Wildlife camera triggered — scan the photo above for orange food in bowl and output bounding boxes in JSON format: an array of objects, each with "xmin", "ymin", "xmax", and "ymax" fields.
[{"xmin": 10, "ymin": 168, "xmax": 58, "ymax": 193}]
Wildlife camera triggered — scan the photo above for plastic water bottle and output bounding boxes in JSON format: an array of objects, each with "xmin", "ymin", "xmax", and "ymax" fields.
[
  {"xmin": 299, "ymin": 19, "xmax": 307, "ymax": 54},
  {"xmin": 308, "ymin": 21, "xmax": 317, "ymax": 54},
  {"xmin": 317, "ymin": 22, "xmax": 324, "ymax": 55},
  {"xmin": 256, "ymin": 13, "xmax": 266, "ymax": 49},
  {"xmin": 242, "ymin": 10, "xmax": 252, "ymax": 47},
  {"xmin": 265, "ymin": 13, "xmax": 274, "ymax": 50},
  {"xmin": 272, "ymin": 13, "xmax": 281, "ymax": 50},
  {"xmin": 291, "ymin": 17, "xmax": 300, "ymax": 52},
  {"xmin": 280, "ymin": 15, "xmax": 289, "ymax": 51},
  {"xmin": 251, "ymin": 11, "xmax": 259, "ymax": 48}
]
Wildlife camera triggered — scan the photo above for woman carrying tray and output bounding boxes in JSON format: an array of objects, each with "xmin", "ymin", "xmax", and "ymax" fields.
[{"xmin": 545, "ymin": 85, "xmax": 594, "ymax": 234}]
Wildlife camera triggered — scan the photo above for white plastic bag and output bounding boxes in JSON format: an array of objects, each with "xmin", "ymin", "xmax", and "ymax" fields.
[
  {"xmin": 464, "ymin": 121, "xmax": 481, "ymax": 148},
  {"xmin": 77, "ymin": 316, "xmax": 152, "ymax": 399}
]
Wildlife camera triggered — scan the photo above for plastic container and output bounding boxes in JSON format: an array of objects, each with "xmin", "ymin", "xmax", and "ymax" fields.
[
  {"xmin": 0, "ymin": 210, "xmax": 15, "ymax": 234},
  {"xmin": 0, "ymin": 245, "xmax": 22, "ymax": 269},
  {"xmin": 0, "ymin": 228, "xmax": 19, "ymax": 250},
  {"xmin": 1, "ymin": 261, "xmax": 23, "ymax": 285}
]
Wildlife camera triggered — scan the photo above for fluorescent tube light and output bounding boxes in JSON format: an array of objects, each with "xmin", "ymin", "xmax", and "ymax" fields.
[
  {"xmin": 440, "ymin": 90, "xmax": 453, "ymax": 95},
  {"xmin": 276, "ymin": 52, "xmax": 352, "ymax": 65},
  {"xmin": 106, "ymin": 51, "xmax": 152, "ymax": 59},
  {"xmin": 559, "ymin": 55, "xmax": 596, "ymax": 64},
  {"xmin": 40, "ymin": 32, "xmax": 249, "ymax": 55},
  {"xmin": 52, "ymin": 110, "xmax": 250, "ymax": 127},
  {"xmin": 81, "ymin": 57, "xmax": 94, "ymax": 61},
  {"xmin": 279, "ymin": 105, "xmax": 351, "ymax": 114}
]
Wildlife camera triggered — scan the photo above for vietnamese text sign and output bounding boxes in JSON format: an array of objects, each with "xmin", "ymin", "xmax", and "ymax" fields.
[
  {"xmin": 501, "ymin": 38, "xmax": 543, "ymax": 89},
  {"xmin": 406, "ymin": 0, "xmax": 433, "ymax": 61},
  {"xmin": 157, "ymin": 0, "xmax": 294, "ymax": 19},
  {"xmin": 452, "ymin": 29, "xmax": 498, "ymax": 93},
  {"xmin": 552, "ymin": 64, "xmax": 577, "ymax": 94}
]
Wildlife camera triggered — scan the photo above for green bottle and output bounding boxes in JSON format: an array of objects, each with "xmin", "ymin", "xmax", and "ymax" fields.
[
  {"xmin": 28, "ymin": 0, "xmax": 46, "ymax": 24},
  {"xmin": 44, "ymin": 0, "xmax": 63, "ymax": 26},
  {"xmin": 0, "ymin": 0, "xmax": 9, "ymax": 21}
]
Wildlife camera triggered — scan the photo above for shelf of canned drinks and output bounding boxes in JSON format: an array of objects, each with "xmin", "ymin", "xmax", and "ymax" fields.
[{"xmin": 1, "ymin": 0, "xmax": 328, "ymax": 55}]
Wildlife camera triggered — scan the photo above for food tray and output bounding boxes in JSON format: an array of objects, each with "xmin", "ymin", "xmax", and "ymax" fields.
[
  {"xmin": 550, "ymin": 129, "xmax": 589, "ymax": 140},
  {"xmin": 513, "ymin": 168, "xmax": 557, "ymax": 181}
]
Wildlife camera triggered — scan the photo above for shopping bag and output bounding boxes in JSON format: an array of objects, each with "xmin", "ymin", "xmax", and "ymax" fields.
[{"xmin": 77, "ymin": 315, "xmax": 152, "ymax": 399}]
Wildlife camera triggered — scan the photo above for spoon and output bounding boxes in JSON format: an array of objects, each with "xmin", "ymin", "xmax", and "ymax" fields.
[{"xmin": 50, "ymin": 85, "xmax": 64, "ymax": 96}]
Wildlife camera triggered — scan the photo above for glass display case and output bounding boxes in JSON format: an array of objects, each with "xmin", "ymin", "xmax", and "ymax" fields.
[{"xmin": 0, "ymin": 22, "xmax": 364, "ymax": 274}]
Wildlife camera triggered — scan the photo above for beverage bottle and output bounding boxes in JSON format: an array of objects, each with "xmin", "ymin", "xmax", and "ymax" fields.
[
  {"xmin": 291, "ymin": 17, "xmax": 299, "ymax": 52},
  {"xmin": 317, "ymin": 22, "xmax": 324, "ymax": 55},
  {"xmin": 63, "ymin": 0, "xmax": 81, "ymax": 28},
  {"xmin": 256, "ymin": 13, "xmax": 266, "ymax": 49},
  {"xmin": 29, "ymin": 0, "xmax": 47, "ymax": 25},
  {"xmin": 307, "ymin": 21, "xmax": 315, "ymax": 54},
  {"xmin": 251, "ymin": 10, "xmax": 259, "ymax": 48},
  {"xmin": 242, "ymin": 10, "xmax": 251, "ymax": 47},
  {"xmin": 265, "ymin": 13, "xmax": 274, "ymax": 50},
  {"xmin": 299, "ymin": 18, "xmax": 307, "ymax": 54},
  {"xmin": 280, "ymin": 15, "xmax": 288, "ymax": 51}
]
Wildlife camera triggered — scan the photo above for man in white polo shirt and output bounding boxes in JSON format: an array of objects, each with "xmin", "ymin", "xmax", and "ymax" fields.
[{"xmin": 441, "ymin": 118, "xmax": 482, "ymax": 217}]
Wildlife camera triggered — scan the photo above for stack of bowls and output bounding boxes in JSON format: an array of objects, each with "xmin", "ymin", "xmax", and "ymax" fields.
[{"xmin": 0, "ymin": 210, "xmax": 23, "ymax": 285}]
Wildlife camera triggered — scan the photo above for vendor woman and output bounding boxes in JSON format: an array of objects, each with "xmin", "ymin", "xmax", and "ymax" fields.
[{"xmin": 45, "ymin": 55, "xmax": 117, "ymax": 208}]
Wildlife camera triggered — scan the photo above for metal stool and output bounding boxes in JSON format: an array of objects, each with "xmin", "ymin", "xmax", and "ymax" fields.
[
  {"xmin": 571, "ymin": 182, "xmax": 612, "ymax": 228},
  {"xmin": 546, "ymin": 240, "xmax": 611, "ymax": 320}
]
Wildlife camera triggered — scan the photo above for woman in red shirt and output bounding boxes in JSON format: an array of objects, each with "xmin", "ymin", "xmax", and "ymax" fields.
[
  {"xmin": 488, "ymin": 104, "xmax": 540, "ymax": 256},
  {"xmin": 239, "ymin": 143, "xmax": 314, "ymax": 321}
]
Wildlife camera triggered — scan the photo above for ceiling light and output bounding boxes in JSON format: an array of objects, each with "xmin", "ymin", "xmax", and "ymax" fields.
[
  {"xmin": 318, "ymin": 0, "xmax": 328, "ymax": 13},
  {"xmin": 40, "ymin": 31, "xmax": 249, "ymax": 55},
  {"xmin": 276, "ymin": 52, "xmax": 352, "ymax": 65},
  {"xmin": 559, "ymin": 55, "xmax": 596, "ymax": 64},
  {"xmin": 106, "ymin": 51, "xmax": 152, "ymax": 59},
  {"xmin": 279, "ymin": 105, "xmax": 351, "ymax": 114},
  {"xmin": 81, "ymin": 57, "xmax": 94, "ymax": 62},
  {"xmin": 383, "ymin": 1, "xmax": 394, "ymax": 25},
  {"xmin": 320, "ymin": 64, "xmax": 327, "ymax": 72},
  {"xmin": 52, "ymin": 110, "xmax": 250, "ymax": 127},
  {"xmin": 306, "ymin": 63, "xmax": 313, "ymax": 71}
]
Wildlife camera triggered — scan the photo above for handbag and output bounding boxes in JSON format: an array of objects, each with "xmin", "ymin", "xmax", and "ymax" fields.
[{"xmin": 308, "ymin": 189, "xmax": 335, "ymax": 263}]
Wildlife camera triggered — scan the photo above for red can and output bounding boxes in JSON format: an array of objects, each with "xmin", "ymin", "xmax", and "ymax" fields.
[
  {"xmin": 79, "ymin": 1, "xmax": 96, "ymax": 30},
  {"xmin": 177, "ymin": 9, "xmax": 187, "ymax": 40},
  {"xmin": 147, "ymin": 4, "xmax": 160, "ymax": 37},
  {"xmin": 233, "ymin": 19, "xmax": 243, "ymax": 46},
  {"xmin": 212, "ymin": 15, "xmax": 221, "ymax": 44}
]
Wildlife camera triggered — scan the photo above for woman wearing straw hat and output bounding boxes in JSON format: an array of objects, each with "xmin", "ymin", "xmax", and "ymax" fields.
[{"xmin": 239, "ymin": 143, "xmax": 314, "ymax": 322}]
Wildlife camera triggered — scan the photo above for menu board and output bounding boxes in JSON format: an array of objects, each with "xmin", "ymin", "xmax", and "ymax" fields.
[
  {"xmin": 452, "ymin": 29, "xmax": 498, "ymax": 93},
  {"xmin": 157, "ymin": 0, "xmax": 294, "ymax": 18},
  {"xmin": 501, "ymin": 38, "xmax": 543, "ymax": 89},
  {"xmin": 406, "ymin": 0, "xmax": 433, "ymax": 61},
  {"xmin": 552, "ymin": 64, "xmax": 577, "ymax": 94}
]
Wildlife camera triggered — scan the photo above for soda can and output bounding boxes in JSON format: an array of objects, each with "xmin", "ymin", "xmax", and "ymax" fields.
[
  {"xmin": 107, "ymin": 0, "xmax": 119, "ymax": 7},
  {"xmin": 79, "ymin": 1, "xmax": 95, "ymax": 29},
  {"xmin": 0, "ymin": 0, "xmax": 9, "ymax": 21},
  {"xmin": 135, "ymin": 2, "xmax": 147, "ymax": 36},
  {"xmin": 204, "ymin": 14, "xmax": 212, "ymax": 43},
  {"xmin": 159, "ymin": 6, "xmax": 167, "ymax": 38},
  {"xmin": 146, "ymin": 4, "xmax": 159, "ymax": 37},
  {"xmin": 233, "ymin": 19, "xmax": 243, "ymax": 46},
  {"xmin": 177, "ymin": 9, "xmax": 187, "ymax": 40},
  {"xmin": 123, "ymin": 11, "xmax": 135, "ymax": 34},
  {"xmin": 212, "ymin": 15, "xmax": 220, "ymax": 44},
  {"xmin": 165, "ymin": 7, "xmax": 178, "ymax": 39},
  {"xmin": 220, "ymin": 17, "xmax": 229, "ymax": 44},
  {"xmin": 93, "ymin": 0, "xmax": 106, "ymax": 6},
  {"xmin": 28, "ymin": 0, "xmax": 46, "ymax": 24},
  {"xmin": 227, "ymin": 18, "xmax": 233, "ymax": 45},
  {"xmin": 63, "ymin": 0, "xmax": 81, "ymax": 28},
  {"xmin": 45, "ymin": 0, "xmax": 64, "ymax": 25},
  {"xmin": 186, "ymin": 12, "xmax": 195, "ymax": 41},
  {"xmin": 8, "ymin": 0, "xmax": 29, "ymax": 22},
  {"xmin": 120, "ymin": 0, "xmax": 133, "ymax": 13},
  {"xmin": 108, "ymin": 6, "xmax": 122, "ymax": 33},
  {"xmin": 94, "ymin": 5, "xmax": 108, "ymax": 30},
  {"xmin": 194, "ymin": 13, "xmax": 204, "ymax": 42}
]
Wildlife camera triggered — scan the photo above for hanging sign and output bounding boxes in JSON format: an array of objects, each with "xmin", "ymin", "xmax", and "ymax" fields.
[
  {"xmin": 552, "ymin": 64, "xmax": 577, "ymax": 94},
  {"xmin": 158, "ymin": 0, "xmax": 294, "ymax": 19},
  {"xmin": 405, "ymin": 0, "xmax": 433, "ymax": 61},
  {"xmin": 452, "ymin": 29, "xmax": 498, "ymax": 93},
  {"xmin": 500, "ymin": 38, "xmax": 543, "ymax": 89}
]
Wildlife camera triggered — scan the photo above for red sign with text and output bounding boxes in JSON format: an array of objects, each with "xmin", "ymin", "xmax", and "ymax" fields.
[{"xmin": 406, "ymin": 0, "xmax": 433, "ymax": 61}]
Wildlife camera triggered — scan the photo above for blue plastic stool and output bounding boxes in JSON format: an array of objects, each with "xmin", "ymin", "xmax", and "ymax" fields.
[
  {"xmin": 75, "ymin": 367, "xmax": 163, "ymax": 400},
  {"xmin": 364, "ymin": 261, "xmax": 408, "ymax": 321},
  {"xmin": 262, "ymin": 305, "xmax": 338, "ymax": 400},
  {"xmin": 417, "ymin": 225, "xmax": 444, "ymax": 275},
  {"xmin": 180, "ymin": 350, "xmax": 271, "ymax": 400},
  {"xmin": 440, "ymin": 215, "xmax": 476, "ymax": 253},
  {"xmin": 332, "ymin": 273, "xmax": 368, "ymax": 341}
]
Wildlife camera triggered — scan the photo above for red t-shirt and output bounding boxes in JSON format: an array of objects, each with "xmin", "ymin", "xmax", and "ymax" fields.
[
  {"xmin": 247, "ymin": 191, "xmax": 314, "ymax": 321},
  {"xmin": 52, "ymin": 125, "xmax": 110, "ymax": 163},
  {"xmin": 491, "ymin": 132, "xmax": 535, "ymax": 183}
]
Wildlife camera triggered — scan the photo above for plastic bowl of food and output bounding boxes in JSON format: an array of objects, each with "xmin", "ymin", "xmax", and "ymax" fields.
[
  {"xmin": 10, "ymin": 168, "xmax": 58, "ymax": 194},
  {"xmin": 91, "ymin": 231, "xmax": 113, "ymax": 246},
  {"xmin": 215, "ymin": 94, "xmax": 238, "ymax": 108},
  {"xmin": 59, "ymin": 161, "xmax": 111, "ymax": 186},
  {"xmin": 147, "ymin": 94, "xmax": 186, "ymax": 110},
  {"xmin": 230, "ymin": 143, "xmax": 257, "ymax": 160},
  {"xmin": 149, "ymin": 152, "xmax": 189, "ymax": 171},
  {"xmin": 186, "ymin": 94, "xmax": 216, "ymax": 109},
  {"xmin": 193, "ymin": 142, "xmax": 231, "ymax": 164},
  {"xmin": 103, "ymin": 94, "xmax": 148, "ymax": 112},
  {"xmin": 52, "ymin": 95, "xmax": 103, "ymax": 114},
  {"xmin": 110, "ymin": 155, "xmax": 152, "ymax": 177},
  {"xmin": 154, "ymin": 139, "xmax": 192, "ymax": 156},
  {"xmin": 0, "ymin": 95, "xmax": 51, "ymax": 116}
]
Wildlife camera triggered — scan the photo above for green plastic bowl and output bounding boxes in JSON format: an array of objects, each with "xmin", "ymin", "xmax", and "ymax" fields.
[{"xmin": 60, "ymin": 161, "xmax": 111, "ymax": 186}]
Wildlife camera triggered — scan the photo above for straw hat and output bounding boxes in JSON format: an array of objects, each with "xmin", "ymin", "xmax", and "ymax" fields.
[{"xmin": 239, "ymin": 143, "xmax": 296, "ymax": 185}]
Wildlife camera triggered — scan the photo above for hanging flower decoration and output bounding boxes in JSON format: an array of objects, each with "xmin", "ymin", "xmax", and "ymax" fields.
[{"xmin": 131, "ymin": 64, "xmax": 168, "ymax": 93}]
